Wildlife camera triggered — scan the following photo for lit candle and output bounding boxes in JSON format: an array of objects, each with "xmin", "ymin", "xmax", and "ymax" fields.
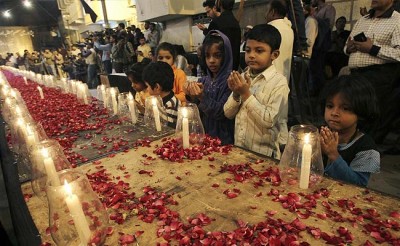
[
  {"xmin": 127, "ymin": 93, "xmax": 137, "ymax": 124},
  {"xmin": 101, "ymin": 86, "xmax": 107, "ymax": 108},
  {"xmin": 41, "ymin": 148, "xmax": 61, "ymax": 186},
  {"xmin": 37, "ymin": 86, "xmax": 44, "ymax": 99},
  {"xmin": 110, "ymin": 88, "xmax": 118, "ymax": 115},
  {"xmin": 299, "ymin": 133, "xmax": 312, "ymax": 189},
  {"xmin": 71, "ymin": 81, "xmax": 77, "ymax": 94},
  {"xmin": 64, "ymin": 180, "xmax": 91, "ymax": 245},
  {"xmin": 23, "ymin": 76, "xmax": 28, "ymax": 85},
  {"xmin": 182, "ymin": 108, "xmax": 190, "ymax": 149},
  {"xmin": 80, "ymin": 84, "xmax": 89, "ymax": 104},
  {"xmin": 152, "ymin": 98, "xmax": 162, "ymax": 131},
  {"xmin": 25, "ymin": 124, "xmax": 37, "ymax": 147}
]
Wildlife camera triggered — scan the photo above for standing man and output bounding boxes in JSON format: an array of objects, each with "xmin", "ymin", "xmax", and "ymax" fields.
[
  {"xmin": 265, "ymin": 0, "xmax": 294, "ymax": 83},
  {"xmin": 196, "ymin": 0, "xmax": 221, "ymax": 36},
  {"xmin": 81, "ymin": 43, "xmax": 98, "ymax": 89},
  {"xmin": 344, "ymin": 0, "xmax": 400, "ymax": 143},
  {"xmin": 215, "ymin": 0, "xmax": 241, "ymax": 70},
  {"xmin": 312, "ymin": 0, "xmax": 336, "ymax": 29},
  {"xmin": 147, "ymin": 23, "xmax": 160, "ymax": 54}
]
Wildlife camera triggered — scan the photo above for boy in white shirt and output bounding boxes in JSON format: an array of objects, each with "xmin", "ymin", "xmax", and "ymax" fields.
[
  {"xmin": 136, "ymin": 37, "xmax": 151, "ymax": 62},
  {"xmin": 223, "ymin": 24, "xmax": 289, "ymax": 159}
]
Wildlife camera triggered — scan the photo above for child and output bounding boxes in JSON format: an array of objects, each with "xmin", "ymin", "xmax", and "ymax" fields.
[
  {"xmin": 125, "ymin": 58, "xmax": 151, "ymax": 113},
  {"xmin": 223, "ymin": 24, "xmax": 289, "ymax": 159},
  {"xmin": 143, "ymin": 61, "xmax": 180, "ymax": 128},
  {"xmin": 156, "ymin": 42, "xmax": 186, "ymax": 103},
  {"xmin": 319, "ymin": 75, "xmax": 380, "ymax": 187},
  {"xmin": 184, "ymin": 30, "xmax": 235, "ymax": 145}
]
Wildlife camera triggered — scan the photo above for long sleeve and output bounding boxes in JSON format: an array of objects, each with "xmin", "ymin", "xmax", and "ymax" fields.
[
  {"xmin": 94, "ymin": 42, "xmax": 111, "ymax": 51},
  {"xmin": 173, "ymin": 67, "xmax": 186, "ymax": 103},
  {"xmin": 241, "ymin": 84, "xmax": 289, "ymax": 129},
  {"xmin": 376, "ymin": 22, "xmax": 400, "ymax": 62},
  {"xmin": 198, "ymin": 85, "xmax": 232, "ymax": 121},
  {"xmin": 223, "ymin": 93, "xmax": 241, "ymax": 119},
  {"xmin": 325, "ymin": 155, "xmax": 370, "ymax": 186}
]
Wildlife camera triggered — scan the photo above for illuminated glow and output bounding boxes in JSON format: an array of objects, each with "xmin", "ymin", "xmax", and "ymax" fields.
[
  {"xmin": 3, "ymin": 10, "xmax": 11, "ymax": 18},
  {"xmin": 23, "ymin": 0, "xmax": 32, "ymax": 8}
]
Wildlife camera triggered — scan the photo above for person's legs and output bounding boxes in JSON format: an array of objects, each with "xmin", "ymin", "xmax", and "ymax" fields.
[{"xmin": 103, "ymin": 60, "xmax": 112, "ymax": 74}]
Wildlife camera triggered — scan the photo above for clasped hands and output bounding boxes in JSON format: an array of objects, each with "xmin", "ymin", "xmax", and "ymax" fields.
[
  {"xmin": 227, "ymin": 71, "xmax": 251, "ymax": 102},
  {"xmin": 184, "ymin": 81, "xmax": 204, "ymax": 100},
  {"xmin": 320, "ymin": 126, "xmax": 340, "ymax": 162},
  {"xmin": 346, "ymin": 37, "xmax": 373, "ymax": 54}
]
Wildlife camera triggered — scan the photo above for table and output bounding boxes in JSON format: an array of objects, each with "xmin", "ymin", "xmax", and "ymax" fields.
[{"xmin": 22, "ymin": 138, "xmax": 400, "ymax": 245}]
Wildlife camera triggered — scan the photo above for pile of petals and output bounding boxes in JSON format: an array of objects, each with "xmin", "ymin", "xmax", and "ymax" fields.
[{"xmin": 153, "ymin": 135, "xmax": 232, "ymax": 162}]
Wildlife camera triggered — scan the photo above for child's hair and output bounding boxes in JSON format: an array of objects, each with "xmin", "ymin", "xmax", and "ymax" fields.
[
  {"xmin": 319, "ymin": 75, "xmax": 379, "ymax": 130},
  {"xmin": 246, "ymin": 24, "xmax": 281, "ymax": 51},
  {"xmin": 201, "ymin": 33, "xmax": 225, "ymax": 69},
  {"xmin": 126, "ymin": 58, "xmax": 151, "ymax": 84},
  {"xmin": 156, "ymin": 42, "xmax": 176, "ymax": 62},
  {"xmin": 143, "ymin": 61, "xmax": 174, "ymax": 92}
]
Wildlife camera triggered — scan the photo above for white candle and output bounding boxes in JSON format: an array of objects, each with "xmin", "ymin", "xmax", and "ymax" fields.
[
  {"xmin": 182, "ymin": 108, "xmax": 190, "ymax": 149},
  {"xmin": 37, "ymin": 86, "xmax": 44, "ymax": 99},
  {"xmin": 64, "ymin": 180, "xmax": 92, "ymax": 245},
  {"xmin": 25, "ymin": 125, "xmax": 37, "ymax": 147},
  {"xmin": 299, "ymin": 133, "xmax": 312, "ymax": 189},
  {"xmin": 80, "ymin": 84, "xmax": 89, "ymax": 104},
  {"xmin": 41, "ymin": 148, "xmax": 61, "ymax": 186},
  {"xmin": 101, "ymin": 87, "xmax": 107, "ymax": 108},
  {"xmin": 127, "ymin": 93, "xmax": 137, "ymax": 124},
  {"xmin": 111, "ymin": 88, "xmax": 118, "ymax": 115},
  {"xmin": 23, "ymin": 76, "xmax": 28, "ymax": 85},
  {"xmin": 71, "ymin": 81, "xmax": 77, "ymax": 94},
  {"xmin": 152, "ymin": 98, "xmax": 162, "ymax": 131}
]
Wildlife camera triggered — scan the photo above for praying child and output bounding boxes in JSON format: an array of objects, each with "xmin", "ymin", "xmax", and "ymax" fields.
[{"xmin": 224, "ymin": 24, "xmax": 289, "ymax": 159}]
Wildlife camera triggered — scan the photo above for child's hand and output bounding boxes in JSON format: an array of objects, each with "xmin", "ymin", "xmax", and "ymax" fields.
[
  {"xmin": 186, "ymin": 82, "xmax": 204, "ymax": 100},
  {"xmin": 320, "ymin": 126, "xmax": 340, "ymax": 162},
  {"xmin": 227, "ymin": 71, "xmax": 251, "ymax": 101}
]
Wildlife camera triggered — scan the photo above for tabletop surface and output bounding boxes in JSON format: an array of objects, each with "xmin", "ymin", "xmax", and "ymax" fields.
[{"xmin": 22, "ymin": 137, "xmax": 400, "ymax": 245}]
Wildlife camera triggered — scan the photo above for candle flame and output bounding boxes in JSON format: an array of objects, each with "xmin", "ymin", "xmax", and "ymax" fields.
[
  {"xmin": 64, "ymin": 180, "xmax": 72, "ymax": 196},
  {"xmin": 304, "ymin": 133, "xmax": 310, "ymax": 144},
  {"xmin": 128, "ymin": 93, "xmax": 133, "ymax": 100},
  {"xmin": 10, "ymin": 90, "xmax": 16, "ymax": 98},
  {"xmin": 16, "ymin": 118, "xmax": 24, "ymax": 127},
  {"xmin": 37, "ymin": 86, "xmax": 41, "ymax": 90},
  {"xmin": 41, "ymin": 148, "xmax": 49, "ymax": 158},
  {"xmin": 5, "ymin": 98, "xmax": 11, "ymax": 106},
  {"xmin": 152, "ymin": 97, "xmax": 157, "ymax": 106},
  {"xmin": 15, "ymin": 106, "xmax": 22, "ymax": 115},
  {"xmin": 26, "ymin": 124, "xmax": 33, "ymax": 135}
]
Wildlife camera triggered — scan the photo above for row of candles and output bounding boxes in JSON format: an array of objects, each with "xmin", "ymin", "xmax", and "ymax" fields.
[{"xmin": 0, "ymin": 69, "xmax": 108, "ymax": 245}]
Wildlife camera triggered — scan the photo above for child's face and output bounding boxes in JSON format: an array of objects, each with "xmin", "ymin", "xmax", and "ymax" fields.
[
  {"xmin": 145, "ymin": 82, "xmax": 160, "ymax": 96},
  {"xmin": 245, "ymin": 39, "xmax": 279, "ymax": 74},
  {"xmin": 324, "ymin": 93, "xmax": 358, "ymax": 134},
  {"xmin": 139, "ymin": 38, "xmax": 145, "ymax": 45},
  {"xmin": 157, "ymin": 49, "xmax": 174, "ymax": 66},
  {"xmin": 129, "ymin": 76, "xmax": 146, "ymax": 92},
  {"xmin": 205, "ymin": 43, "xmax": 223, "ymax": 77}
]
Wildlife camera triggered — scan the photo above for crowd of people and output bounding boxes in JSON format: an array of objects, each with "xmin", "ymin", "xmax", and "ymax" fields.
[{"xmin": 1, "ymin": 0, "xmax": 399, "ymax": 187}]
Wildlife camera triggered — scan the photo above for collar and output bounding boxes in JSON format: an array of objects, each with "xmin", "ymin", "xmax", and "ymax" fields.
[
  {"xmin": 162, "ymin": 91, "xmax": 174, "ymax": 105},
  {"xmin": 245, "ymin": 65, "xmax": 277, "ymax": 84},
  {"xmin": 367, "ymin": 6, "xmax": 394, "ymax": 18}
]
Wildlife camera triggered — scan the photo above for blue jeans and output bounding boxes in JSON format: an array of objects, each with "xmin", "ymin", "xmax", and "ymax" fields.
[{"xmin": 87, "ymin": 64, "xmax": 98, "ymax": 89}]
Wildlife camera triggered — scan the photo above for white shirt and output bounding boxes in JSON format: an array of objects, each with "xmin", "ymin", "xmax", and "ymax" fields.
[
  {"xmin": 268, "ymin": 17, "xmax": 294, "ymax": 83},
  {"xmin": 85, "ymin": 48, "xmax": 97, "ymax": 65},
  {"xmin": 223, "ymin": 65, "xmax": 289, "ymax": 159},
  {"xmin": 304, "ymin": 16, "xmax": 319, "ymax": 58}
]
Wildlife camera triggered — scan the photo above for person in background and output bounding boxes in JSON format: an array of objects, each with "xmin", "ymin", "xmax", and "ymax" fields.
[
  {"xmin": 265, "ymin": 0, "xmax": 294, "ymax": 83},
  {"xmin": 184, "ymin": 31, "xmax": 235, "ymax": 145},
  {"xmin": 214, "ymin": 0, "xmax": 241, "ymax": 71},
  {"xmin": 111, "ymin": 32, "xmax": 133, "ymax": 73},
  {"xmin": 240, "ymin": 25, "xmax": 253, "ymax": 51},
  {"xmin": 54, "ymin": 49, "xmax": 65, "ymax": 78},
  {"xmin": 16, "ymin": 52, "xmax": 25, "ymax": 70},
  {"xmin": 148, "ymin": 23, "xmax": 160, "ymax": 54},
  {"xmin": 136, "ymin": 37, "xmax": 151, "ymax": 62},
  {"xmin": 43, "ymin": 49, "xmax": 56, "ymax": 75},
  {"xmin": 143, "ymin": 21, "xmax": 151, "ymax": 41},
  {"xmin": 94, "ymin": 35, "xmax": 112, "ymax": 74},
  {"xmin": 143, "ymin": 61, "xmax": 181, "ymax": 128},
  {"xmin": 81, "ymin": 43, "xmax": 98, "ymax": 89},
  {"xmin": 224, "ymin": 24, "xmax": 289, "ymax": 159},
  {"xmin": 156, "ymin": 42, "xmax": 187, "ymax": 103},
  {"xmin": 197, "ymin": 0, "xmax": 221, "ymax": 36},
  {"xmin": 319, "ymin": 75, "xmax": 380, "ymax": 187},
  {"xmin": 116, "ymin": 22, "xmax": 126, "ymax": 37},
  {"xmin": 126, "ymin": 58, "xmax": 151, "ymax": 113},
  {"xmin": 174, "ymin": 45, "xmax": 191, "ymax": 76},
  {"xmin": 325, "ymin": 16, "xmax": 350, "ymax": 77},
  {"xmin": 303, "ymin": 4, "xmax": 318, "ymax": 58},
  {"xmin": 311, "ymin": 0, "xmax": 336, "ymax": 29}
]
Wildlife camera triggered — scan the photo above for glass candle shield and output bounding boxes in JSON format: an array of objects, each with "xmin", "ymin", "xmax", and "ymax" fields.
[
  {"xmin": 279, "ymin": 125, "xmax": 324, "ymax": 189},
  {"xmin": 175, "ymin": 104, "xmax": 205, "ymax": 148},
  {"xmin": 144, "ymin": 95, "xmax": 165, "ymax": 132},
  {"xmin": 96, "ymin": 85, "xmax": 107, "ymax": 108},
  {"xmin": 30, "ymin": 139, "xmax": 71, "ymax": 199},
  {"xmin": 118, "ymin": 92, "xmax": 138, "ymax": 125},
  {"xmin": 46, "ymin": 170, "xmax": 109, "ymax": 246},
  {"xmin": 106, "ymin": 87, "xmax": 119, "ymax": 115}
]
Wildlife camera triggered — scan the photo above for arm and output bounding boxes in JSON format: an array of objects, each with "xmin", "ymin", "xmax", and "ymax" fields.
[
  {"xmin": 373, "ymin": 24, "xmax": 400, "ymax": 62},
  {"xmin": 81, "ymin": 49, "xmax": 92, "ymax": 58},
  {"xmin": 236, "ymin": 0, "xmax": 245, "ymax": 22},
  {"xmin": 324, "ymin": 156, "xmax": 371, "ymax": 186},
  {"xmin": 174, "ymin": 69, "xmax": 187, "ymax": 102},
  {"xmin": 223, "ymin": 92, "xmax": 241, "ymax": 119},
  {"xmin": 94, "ymin": 42, "xmax": 111, "ymax": 51},
  {"xmin": 198, "ymin": 83, "xmax": 232, "ymax": 120}
]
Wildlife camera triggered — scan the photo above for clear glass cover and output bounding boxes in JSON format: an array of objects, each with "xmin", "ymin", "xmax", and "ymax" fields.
[
  {"xmin": 144, "ymin": 95, "xmax": 166, "ymax": 131},
  {"xmin": 279, "ymin": 125, "xmax": 324, "ymax": 189},
  {"xmin": 175, "ymin": 103, "xmax": 205, "ymax": 148},
  {"xmin": 30, "ymin": 139, "xmax": 71, "ymax": 199},
  {"xmin": 118, "ymin": 92, "xmax": 138, "ymax": 125},
  {"xmin": 46, "ymin": 170, "xmax": 109, "ymax": 246},
  {"xmin": 105, "ymin": 87, "xmax": 120, "ymax": 115}
]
